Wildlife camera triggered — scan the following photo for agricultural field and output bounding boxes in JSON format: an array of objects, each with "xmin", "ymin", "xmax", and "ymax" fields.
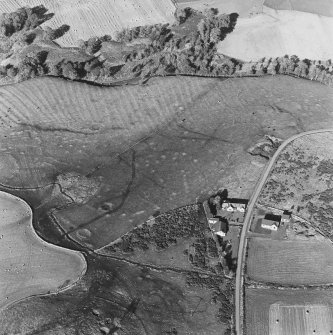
[
  {"xmin": 269, "ymin": 304, "xmax": 333, "ymax": 335},
  {"xmin": 246, "ymin": 287, "xmax": 333, "ymax": 335},
  {"xmin": 1, "ymin": 76, "xmax": 333, "ymax": 251},
  {"xmin": 246, "ymin": 237, "xmax": 333, "ymax": 285},
  {"xmin": 0, "ymin": 190, "xmax": 86, "ymax": 311},
  {"xmin": 218, "ymin": 7, "xmax": 333, "ymax": 61},
  {"xmin": 264, "ymin": 0, "xmax": 333, "ymax": 17},
  {"xmin": 259, "ymin": 132, "xmax": 333, "ymax": 241},
  {"xmin": 0, "ymin": 0, "xmax": 176, "ymax": 46},
  {"xmin": 176, "ymin": 0, "xmax": 264, "ymax": 17}
]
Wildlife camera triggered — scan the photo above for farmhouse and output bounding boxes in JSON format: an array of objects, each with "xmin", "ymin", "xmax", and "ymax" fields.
[
  {"xmin": 208, "ymin": 217, "xmax": 228, "ymax": 237},
  {"xmin": 261, "ymin": 214, "xmax": 281, "ymax": 231},
  {"xmin": 221, "ymin": 198, "xmax": 248, "ymax": 213}
]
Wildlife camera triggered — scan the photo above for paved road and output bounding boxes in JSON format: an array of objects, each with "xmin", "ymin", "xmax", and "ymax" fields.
[{"xmin": 234, "ymin": 128, "xmax": 333, "ymax": 335}]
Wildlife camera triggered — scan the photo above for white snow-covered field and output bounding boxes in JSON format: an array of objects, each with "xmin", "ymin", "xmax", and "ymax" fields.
[
  {"xmin": 0, "ymin": 0, "xmax": 176, "ymax": 46},
  {"xmin": 218, "ymin": 7, "xmax": 333, "ymax": 61}
]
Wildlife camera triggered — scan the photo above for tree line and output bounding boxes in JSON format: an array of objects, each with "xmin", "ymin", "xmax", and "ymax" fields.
[{"xmin": 1, "ymin": 5, "xmax": 333, "ymax": 88}]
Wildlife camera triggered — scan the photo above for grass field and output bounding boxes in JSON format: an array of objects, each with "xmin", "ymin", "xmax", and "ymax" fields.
[
  {"xmin": 176, "ymin": 0, "xmax": 264, "ymax": 17},
  {"xmin": 269, "ymin": 304, "xmax": 333, "ymax": 335},
  {"xmin": 264, "ymin": 0, "xmax": 333, "ymax": 17},
  {"xmin": 1, "ymin": 76, "xmax": 333, "ymax": 250},
  {"xmin": 0, "ymin": 191, "xmax": 86, "ymax": 311},
  {"xmin": 246, "ymin": 287, "xmax": 333, "ymax": 335},
  {"xmin": 247, "ymin": 237, "xmax": 333, "ymax": 285},
  {"xmin": 0, "ymin": 0, "xmax": 176, "ymax": 46},
  {"xmin": 218, "ymin": 7, "xmax": 333, "ymax": 61}
]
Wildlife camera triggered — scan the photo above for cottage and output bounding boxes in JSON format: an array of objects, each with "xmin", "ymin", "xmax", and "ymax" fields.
[{"xmin": 221, "ymin": 198, "xmax": 248, "ymax": 213}]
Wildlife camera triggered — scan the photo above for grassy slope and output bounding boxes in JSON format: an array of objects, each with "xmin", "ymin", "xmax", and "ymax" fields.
[
  {"xmin": 1, "ymin": 76, "xmax": 333, "ymax": 250},
  {"xmin": 218, "ymin": 7, "xmax": 333, "ymax": 61},
  {"xmin": 0, "ymin": 0, "xmax": 176, "ymax": 46}
]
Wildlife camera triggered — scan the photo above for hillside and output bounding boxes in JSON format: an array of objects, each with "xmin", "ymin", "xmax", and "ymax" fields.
[
  {"xmin": 218, "ymin": 7, "xmax": 333, "ymax": 61},
  {"xmin": 0, "ymin": 0, "xmax": 176, "ymax": 46}
]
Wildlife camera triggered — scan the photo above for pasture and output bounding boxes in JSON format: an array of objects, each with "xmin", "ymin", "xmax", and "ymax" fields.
[
  {"xmin": 269, "ymin": 304, "xmax": 333, "ymax": 335},
  {"xmin": 246, "ymin": 287, "xmax": 333, "ymax": 335},
  {"xmin": 0, "ymin": 191, "xmax": 86, "ymax": 310},
  {"xmin": 218, "ymin": 7, "xmax": 333, "ymax": 61},
  {"xmin": 247, "ymin": 237, "xmax": 333, "ymax": 285},
  {"xmin": 264, "ymin": 0, "xmax": 333, "ymax": 17},
  {"xmin": 1, "ymin": 76, "xmax": 333, "ymax": 250},
  {"xmin": 0, "ymin": 0, "xmax": 176, "ymax": 46}
]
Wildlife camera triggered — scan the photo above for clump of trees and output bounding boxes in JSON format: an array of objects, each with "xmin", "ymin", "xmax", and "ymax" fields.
[
  {"xmin": 0, "ymin": 5, "xmax": 53, "ymax": 37},
  {"xmin": 43, "ymin": 24, "xmax": 70, "ymax": 41},
  {"xmin": 174, "ymin": 7, "xmax": 195, "ymax": 25},
  {"xmin": 106, "ymin": 204, "xmax": 206, "ymax": 253},
  {"xmin": 78, "ymin": 35, "xmax": 112, "ymax": 55}
]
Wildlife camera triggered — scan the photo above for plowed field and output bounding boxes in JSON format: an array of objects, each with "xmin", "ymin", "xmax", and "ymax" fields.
[{"xmin": 0, "ymin": 0, "xmax": 176, "ymax": 46}]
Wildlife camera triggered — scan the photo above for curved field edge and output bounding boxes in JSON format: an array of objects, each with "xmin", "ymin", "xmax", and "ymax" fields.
[{"xmin": 0, "ymin": 190, "xmax": 87, "ymax": 311}]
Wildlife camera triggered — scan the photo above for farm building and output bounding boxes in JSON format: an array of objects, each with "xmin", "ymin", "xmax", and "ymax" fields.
[
  {"xmin": 208, "ymin": 218, "xmax": 228, "ymax": 237},
  {"xmin": 281, "ymin": 210, "xmax": 292, "ymax": 223}
]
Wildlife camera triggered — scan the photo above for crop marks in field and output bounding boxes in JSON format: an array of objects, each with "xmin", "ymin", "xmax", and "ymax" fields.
[
  {"xmin": 247, "ymin": 237, "xmax": 333, "ymax": 285},
  {"xmin": 269, "ymin": 304, "xmax": 333, "ymax": 335}
]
